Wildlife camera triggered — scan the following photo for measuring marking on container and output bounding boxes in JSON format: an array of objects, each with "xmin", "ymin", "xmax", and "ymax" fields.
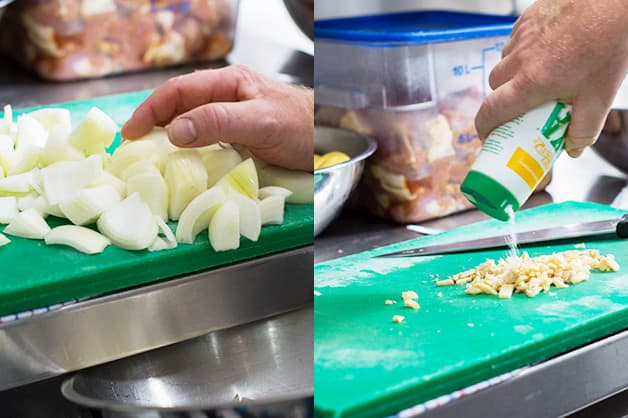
[{"xmin": 451, "ymin": 41, "xmax": 505, "ymax": 98}]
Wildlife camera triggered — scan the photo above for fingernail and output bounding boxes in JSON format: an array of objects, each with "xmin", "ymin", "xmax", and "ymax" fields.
[
  {"xmin": 567, "ymin": 146, "xmax": 585, "ymax": 158},
  {"xmin": 170, "ymin": 118, "xmax": 196, "ymax": 145}
]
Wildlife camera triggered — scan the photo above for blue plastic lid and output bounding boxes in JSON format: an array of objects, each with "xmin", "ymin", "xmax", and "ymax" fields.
[{"xmin": 315, "ymin": 11, "xmax": 516, "ymax": 45}]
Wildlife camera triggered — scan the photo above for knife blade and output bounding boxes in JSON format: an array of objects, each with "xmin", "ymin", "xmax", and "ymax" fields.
[{"xmin": 377, "ymin": 214, "xmax": 628, "ymax": 258}]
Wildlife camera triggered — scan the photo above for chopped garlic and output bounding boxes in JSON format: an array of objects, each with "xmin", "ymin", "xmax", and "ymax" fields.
[
  {"xmin": 402, "ymin": 290, "xmax": 418, "ymax": 300},
  {"xmin": 404, "ymin": 299, "xmax": 420, "ymax": 310},
  {"xmin": 385, "ymin": 299, "xmax": 396, "ymax": 305},
  {"xmin": 574, "ymin": 243, "xmax": 586, "ymax": 249},
  {"xmin": 392, "ymin": 315, "xmax": 405, "ymax": 324},
  {"xmin": 436, "ymin": 278, "xmax": 454, "ymax": 286},
  {"xmin": 446, "ymin": 250, "xmax": 619, "ymax": 299}
]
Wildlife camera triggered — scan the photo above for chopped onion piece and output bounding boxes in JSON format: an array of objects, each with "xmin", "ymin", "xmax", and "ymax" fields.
[
  {"xmin": 4, "ymin": 208, "xmax": 50, "ymax": 239},
  {"xmin": 59, "ymin": 184, "xmax": 121, "ymax": 225},
  {"xmin": 231, "ymin": 192, "xmax": 261, "ymax": 242},
  {"xmin": 28, "ymin": 108, "xmax": 72, "ymax": 133},
  {"xmin": 97, "ymin": 193, "xmax": 158, "ymax": 250},
  {"xmin": 175, "ymin": 186, "xmax": 225, "ymax": 244},
  {"xmin": 0, "ymin": 171, "xmax": 35, "ymax": 194},
  {"xmin": 0, "ymin": 105, "xmax": 13, "ymax": 136},
  {"xmin": 108, "ymin": 140, "xmax": 159, "ymax": 177},
  {"xmin": 43, "ymin": 125, "xmax": 84, "ymax": 165},
  {"xmin": 45, "ymin": 225, "xmax": 110, "ymax": 254},
  {"xmin": 121, "ymin": 160, "xmax": 161, "ymax": 181},
  {"xmin": 150, "ymin": 216, "xmax": 177, "ymax": 252},
  {"xmin": 164, "ymin": 150, "xmax": 207, "ymax": 221},
  {"xmin": 88, "ymin": 171, "xmax": 127, "ymax": 198},
  {"xmin": 15, "ymin": 114, "xmax": 47, "ymax": 150},
  {"xmin": 7, "ymin": 146, "xmax": 43, "ymax": 175},
  {"xmin": 201, "ymin": 148, "xmax": 242, "ymax": 188},
  {"xmin": 258, "ymin": 186, "xmax": 293, "ymax": 200},
  {"xmin": 68, "ymin": 107, "xmax": 118, "ymax": 155},
  {"xmin": 127, "ymin": 172, "xmax": 168, "ymax": 221},
  {"xmin": 0, "ymin": 232, "xmax": 10, "ymax": 246},
  {"xmin": 0, "ymin": 196, "xmax": 18, "ymax": 224},
  {"xmin": 41, "ymin": 154, "xmax": 103, "ymax": 204},
  {"xmin": 257, "ymin": 165, "xmax": 313, "ymax": 204},
  {"xmin": 259, "ymin": 195, "xmax": 285, "ymax": 225},
  {"xmin": 217, "ymin": 158, "xmax": 258, "ymax": 200},
  {"xmin": 208, "ymin": 200, "xmax": 240, "ymax": 252}
]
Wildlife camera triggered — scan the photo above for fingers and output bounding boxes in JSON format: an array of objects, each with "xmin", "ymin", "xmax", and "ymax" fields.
[
  {"xmin": 475, "ymin": 75, "xmax": 550, "ymax": 140},
  {"xmin": 121, "ymin": 65, "xmax": 260, "ymax": 139},
  {"xmin": 168, "ymin": 100, "xmax": 281, "ymax": 149},
  {"xmin": 563, "ymin": 98, "xmax": 610, "ymax": 158}
]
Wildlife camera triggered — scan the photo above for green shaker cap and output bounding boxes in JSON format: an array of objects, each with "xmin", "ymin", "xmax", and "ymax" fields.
[{"xmin": 461, "ymin": 170, "xmax": 520, "ymax": 221}]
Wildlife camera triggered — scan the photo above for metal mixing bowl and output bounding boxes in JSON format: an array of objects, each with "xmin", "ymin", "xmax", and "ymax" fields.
[
  {"xmin": 592, "ymin": 110, "xmax": 628, "ymax": 174},
  {"xmin": 314, "ymin": 126, "xmax": 377, "ymax": 236},
  {"xmin": 0, "ymin": 0, "xmax": 16, "ymax": 20},
  {"xmin": 283, "ymin": 0, "xmax": 313, "ymax": 40},
  {"xmin": 61, "ymin": 308, "xmax": 313, "ymax": 417}
]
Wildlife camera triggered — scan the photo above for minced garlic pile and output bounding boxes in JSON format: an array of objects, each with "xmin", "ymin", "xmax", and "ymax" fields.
[{"xmin": 437, "ymin": 249, "xmax": 619, "ymax": 298}]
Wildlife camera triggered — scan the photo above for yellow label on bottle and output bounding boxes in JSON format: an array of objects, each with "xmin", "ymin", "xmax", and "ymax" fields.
[{"xmin": 506, "ymin": 147, "xmax": 544, "ymax": 189}]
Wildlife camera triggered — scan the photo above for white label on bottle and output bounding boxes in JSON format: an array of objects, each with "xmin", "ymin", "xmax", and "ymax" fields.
[{"xmin": 471, "ymin": 102, "xmax": 571, "ymax": 206}]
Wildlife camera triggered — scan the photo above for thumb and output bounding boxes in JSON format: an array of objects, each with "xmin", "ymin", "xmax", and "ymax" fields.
[{"xmin": 563, "ymin": 98, "xmax": 610, "ymax": 158}]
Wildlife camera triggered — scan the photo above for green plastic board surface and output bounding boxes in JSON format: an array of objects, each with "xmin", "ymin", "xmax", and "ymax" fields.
[
  {"xmin": 0, "ymin": 91, "xmax": 313, "ymax": 317},
  {"xmin": 314, "ymin": 201, "xmax": 628, "ymax": 418}
]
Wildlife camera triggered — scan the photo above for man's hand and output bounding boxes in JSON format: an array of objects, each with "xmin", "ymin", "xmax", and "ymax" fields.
[
  {"xmin": 122, "ymin": 65, "xmax": 314, "ymax": 171},
  {"xmin": 476, "ymin": 0, "xmax": 628, "ymax": 157}
]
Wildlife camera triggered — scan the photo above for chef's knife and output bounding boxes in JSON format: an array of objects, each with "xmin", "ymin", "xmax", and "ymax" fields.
[{"xmin": 377, "ymin": 214, "xmax": 628, "ymax": 257}]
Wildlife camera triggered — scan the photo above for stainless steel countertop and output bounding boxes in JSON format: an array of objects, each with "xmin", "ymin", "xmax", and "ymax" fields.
[{"xmin": 315, "ymin": 147, "xmax": 628, "ymax": 417}]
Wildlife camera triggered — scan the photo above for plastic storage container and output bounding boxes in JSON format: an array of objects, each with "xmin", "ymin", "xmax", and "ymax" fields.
[
  {"xmin": 314, "ymin": 11, "xmax": 530, "ymax": 223},
  {"xmin": 0, "ymin": 0, "xmax": 239, "ymax": 81}
]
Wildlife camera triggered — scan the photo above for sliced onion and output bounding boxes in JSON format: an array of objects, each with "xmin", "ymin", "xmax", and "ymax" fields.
[
  {"xmin": 201, "ymin": 148, "xmax": 242, "ymax": 188},
  {"xmin": 127, "ymin": 172, "xmax": 168, "ymax": 221},
  {"xmin": 0, "ymin": 171, "xmax": 35, "ymax": 194},
  {"xmin": 41, "ymin": 154, "xmax": 103, "ymax": 204},
  {"xmin": 7, "ymin": 146, "xmax": 43, "ymax": 175},
  {"xmin": 257, "ymin": 165, "xmax": 313, "ymax": 204},
  {"xmin": 4, "ymin": 208, "xmax": 51, "ymax": 239},
  {"xmin": 97, "ymin": 193, "xmax": 158, "ymax": 250},
  {"xmin": 0, "ymin": 196, "xmax": 18, "ymax": 224},
  {"xmin": 15, "ymin": 114, "xmax": 47, "ymax": 150},
  {"xmin": 88, "ymin": 171, "xmax": 127, "ymax": 198},
  {"xmin": 121, "ymin": 160, "xmax": 161, "ymax": 182},
  {"xmin": 17, "ymin": 194, "xmax": 47, "ymax": 217},
  {"xmin": 149, "ymin": 216, "xmax": 177, "ymax": 252},
  {"xmin": 259, "ymin": 195, "xmax": 285, "ymax": 225},
  {"xmin": 68, "ymin": 107, "xmax": 118, "ymax": 155},
  {"xmin": 231, "ymin": 192, "xmax": 261, "ymax": 242},
  {"xmin": 59, "ymin": 184, "xmax": 122, "ymax": 225},
  {"xmin": 0, "ymin": 105, "xmax": 13, "ymax": 136},
  {"xmin": 43, "ymin": 125, "xmax": 84, "ymax": 165},
  {"xmin": 175, "ymin": 185, "xmax": 225, "ymax": 244},
  {"xmin": 208, "ymin": 200, "xmax": 240, "ymax": 252},
  {"xmin": 164, "ymin": 150, "xmax": 207, "ymax": 221},
  {"xmin": 0, "ymin": 232, "xmax": 10, "ymax": 246},
  {"xmin": 217, "ymin": 158, "xmax": 258, "ymax": 200},
  {"xmin": 108, "ymin": 140, "xmax": 159, "ymax": 177},
  {"xmin": 45, "ymin": 225, "xmax": 110, "ymax": 254},
  {"xmin": 258, "ymin": 186, "xmax": 293, "ymax": 200},
  {"xmin": 27, "ymin": 108, "xmax": 72, "ymax": 133}
]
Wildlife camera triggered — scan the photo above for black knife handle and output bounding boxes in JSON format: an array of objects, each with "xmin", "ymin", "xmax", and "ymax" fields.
[{"xmin": 617, "ymin": 214, "xmax": 628, "ymax": 238}]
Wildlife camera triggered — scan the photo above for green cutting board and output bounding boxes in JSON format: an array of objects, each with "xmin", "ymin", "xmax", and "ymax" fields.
[
  {"xmin": 314, "ymin": 201, "xmax": 627, "ymax": 418},
  {"xmin": 0, "ymin": 91, "xmax": 313, "ymax": 317}
]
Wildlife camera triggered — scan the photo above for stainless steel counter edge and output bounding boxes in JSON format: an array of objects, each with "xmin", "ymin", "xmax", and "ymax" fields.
[
  {"xmin": 0, "ymin": 246, "xmax": 313, "ymax": 392},
  {"xmin": 407, "ymin": 329, "xmax": 628, "ymax": 418}
]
